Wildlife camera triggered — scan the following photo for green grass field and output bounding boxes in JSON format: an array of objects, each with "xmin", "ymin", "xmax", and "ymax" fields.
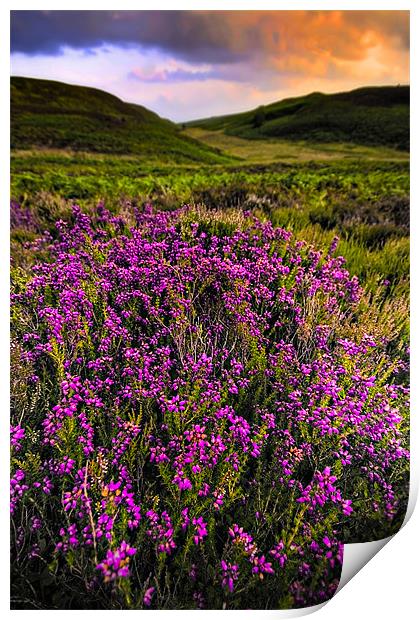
[
  {"xmin": 186, "ymin": 85, "xmax": 409, "ymax": 151},
  {"xmin": 11, "ymin": 153, "xmax": 409, "ymax": 299},
  {"xmin": 11, "ymin": 77, "xmax": 233, "ymax": 165},
  {"xmin": 10, "ymin": 77, "xmax": 409, "ymax": 300},
  {"xmin": 183, "ymin": 127, "xmax": 409, "ymax": 163}
]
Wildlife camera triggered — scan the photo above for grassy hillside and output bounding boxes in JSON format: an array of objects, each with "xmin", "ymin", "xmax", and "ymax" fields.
[
  {"xmin": 186, "ymin": 86, "xmax": 409, "ymax": 150},
  {"xmin": 184, "ymin": 127, "xmax": 408, "ymax": 164},
  {"xmin": 10, "ymin": 76, "xmax": 233, "ymax": 164}
]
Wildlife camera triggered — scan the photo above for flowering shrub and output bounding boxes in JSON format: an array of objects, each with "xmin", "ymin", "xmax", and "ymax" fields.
[
  {"xmin": 10, "ymin": 203, "xmax": 409, "ymax": 609},
  {"xmin": 10, "ymin": 200, "xmax": 39, "ymax": 232}
]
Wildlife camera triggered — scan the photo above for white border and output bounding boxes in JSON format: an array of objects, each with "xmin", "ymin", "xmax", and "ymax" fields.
[{"xmin": 2, "ymin": 2, "xmax": 418, "ymax": 619}]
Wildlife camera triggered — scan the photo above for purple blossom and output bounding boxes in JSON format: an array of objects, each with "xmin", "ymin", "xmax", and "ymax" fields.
[
  {"xmin": 251, "ymin": 554, "xmax": 275, "ymax": 578},
  {"xmin": 192, "ymin": 516, "xmax": 208, "ymax": 545},
  {"xmin": 221, "ymin": 560, "xmax": 239, "ymax": 592},
  {"xmin": 10, "ymin": 203, "xmax": 409, "ymax": 609},
  {"xmin": 143, "ymin": 586, "xmax": 155, "ymax": 607},
  {"xmin": 10, "ymin": 425, "xmax": 25, "ymax": 452},
  {"xmin": 96, "ymin": 541, "xmax": 137, "ymax": 582}
]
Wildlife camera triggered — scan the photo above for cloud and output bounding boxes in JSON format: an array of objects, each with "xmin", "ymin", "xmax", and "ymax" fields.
[
  {"xmin": 10, "ymin": 10, "xmax": 245, "ymax": 63},
  {"xmin": 10, "ymin": 10, "xmax": 409, "ymax": 122},
  {"xmin": 128, "ymin": 66, "xmax": 222, "ymax": 83},
  {"xmin": 11, "ymin": 10, "xmax": 409, "ymax": 69}
]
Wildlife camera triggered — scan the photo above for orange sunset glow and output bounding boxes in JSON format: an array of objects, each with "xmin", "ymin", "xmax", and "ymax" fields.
[{"xmin": 11, "ymin": 10, "xmax": 409, "ymax": 120}]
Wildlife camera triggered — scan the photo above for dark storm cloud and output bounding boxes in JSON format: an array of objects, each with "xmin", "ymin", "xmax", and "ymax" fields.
[
  {"xmin": 10, "ymin": 10, "xmax": 246, "ymax": 63},
  {"xmin": 11, "ymin": 10, "xmax": 409, "ymax": 72},
  {"xmin": 10, "ymin": 10, "xmax": 409, "ymax": 123}
]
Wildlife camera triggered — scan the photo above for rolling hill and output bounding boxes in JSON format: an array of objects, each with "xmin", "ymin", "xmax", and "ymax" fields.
[
  {"xmin": 10, "ymin": 77, "xmax": 232, "ymax": 164},
  {"xmin": 186, "ymin": 86, "xmax": 409, "ymax": 151}
]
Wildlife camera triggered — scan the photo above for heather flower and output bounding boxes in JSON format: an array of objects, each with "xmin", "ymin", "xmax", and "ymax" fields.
[
  {"xmin": 181, "ymin": 507, "xmax": 190, "ymax": 531},
  {"xmin": 192, "ymin": 516, "xmax": 208, "ymax": 545},
  {"xmin": 251, "ymin": 555, "xmax": 275, "ymax": 578},
  {"xmin": 146, "ymin": 510, "xmax": 176, "ymax": 555},
  {"xmin": 10, "ymin": 470, "xmax": 28, "ymax": 514},
  {"xmin": 342, "ymin": 500, "xmax": 353, "ymax": 516},
  {"xmin": 193, "ymin": 591, "xmax": 205, "ymax": 609},
  {"xmin": 10, "ymin": 203, "xmax": 409, "ymax": 610},
  {"xmin": 96, "ymin": 541, "xmax": 137, "ymax": 582},
  {"xmin": 270, "ymin": 541, "xmax": 287, "ymax": 568},
  {"xmin": 56, "ymin": 523, "xmax": 79, "ymax": 552},
  {"xmin": 173, "ymin": 475, "xmax": 192, "ymax": 491},
  {"xmin": 10, "ymin": 425, "xmax": 25, "ymax": 452},
  {"xmin": 30, "ymin": 516, "xmax": 42, "ymax": 530},
  {"xmin": 229, "ymin": 524, "xmax": 256, "ymax": 555},
  {"xmin": 221, "ymin": 560, "xmax": 239, "ymax": 592},
  {"xmin": 143, "ymin": 586, "xmax": 155, "ymax": 607}
]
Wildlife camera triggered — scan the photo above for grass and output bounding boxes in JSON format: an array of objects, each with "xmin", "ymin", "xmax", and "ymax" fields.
[
  {"xmin": 11, "ymin": 154, "xmax": 409, "ymax": 299},
  {"xmin": 11, "ymin": 77, "xmax": 234, "ymax": 165},
  {"xmin": 186, "ymin": 85, "xmax": 409, "ymax": 151},
  {"xmin": 10, "ymin": 77, "xmax": 409, "ymax": 308},
  {"xmin": 183, "ymin": 128, "xmax": 409, "ymax": 164}
]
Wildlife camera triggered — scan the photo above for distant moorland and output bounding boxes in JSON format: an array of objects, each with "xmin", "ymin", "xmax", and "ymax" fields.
[
  {"xmin": 11, "ymin": 76, "xmax": 232, "ymax": 164},
  {"xmin": 186, "ymin": 85, "xmax": 409, "ymax": 151}
]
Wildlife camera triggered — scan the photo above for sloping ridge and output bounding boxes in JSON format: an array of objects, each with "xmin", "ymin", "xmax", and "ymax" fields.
[
  {"xmin": 187, "ymin": 85, "xmax": 409, "ymax": 151},
  {"xmin": 10, "ymin": 76, "xmax": 231, "ymax": 164}
]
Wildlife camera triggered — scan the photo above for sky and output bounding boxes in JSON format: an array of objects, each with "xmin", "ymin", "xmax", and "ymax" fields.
[{"xmin": 10, "ymin": 10, "xmax": 410, "ymax": 122}]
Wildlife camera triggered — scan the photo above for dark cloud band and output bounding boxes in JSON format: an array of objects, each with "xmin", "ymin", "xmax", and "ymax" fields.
[
  {"xmin": 11, "ymin": 10, "xmax": 409, "ymax": 66},
  {"xmin": 11, "ymin": 10, "xmax": 245, "ymax": 63}
]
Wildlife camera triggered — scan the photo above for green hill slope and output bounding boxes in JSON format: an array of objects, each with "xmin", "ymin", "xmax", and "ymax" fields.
[
  {"xmin": 186, "ymin": 86, "xmax": 409, "ymax": 151},
  {"xmin": 11, "ymin": 77, "xmax": 232, "ymax": 164}
]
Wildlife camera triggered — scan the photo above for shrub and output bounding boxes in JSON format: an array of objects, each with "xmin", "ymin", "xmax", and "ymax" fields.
[
  {"xmin": 253, "ymin": 106, "xmax": 266, "ymax": 128},
  {"xmin": 11, "ymin": 205, "xmax": 409, "ymax": 609}
]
